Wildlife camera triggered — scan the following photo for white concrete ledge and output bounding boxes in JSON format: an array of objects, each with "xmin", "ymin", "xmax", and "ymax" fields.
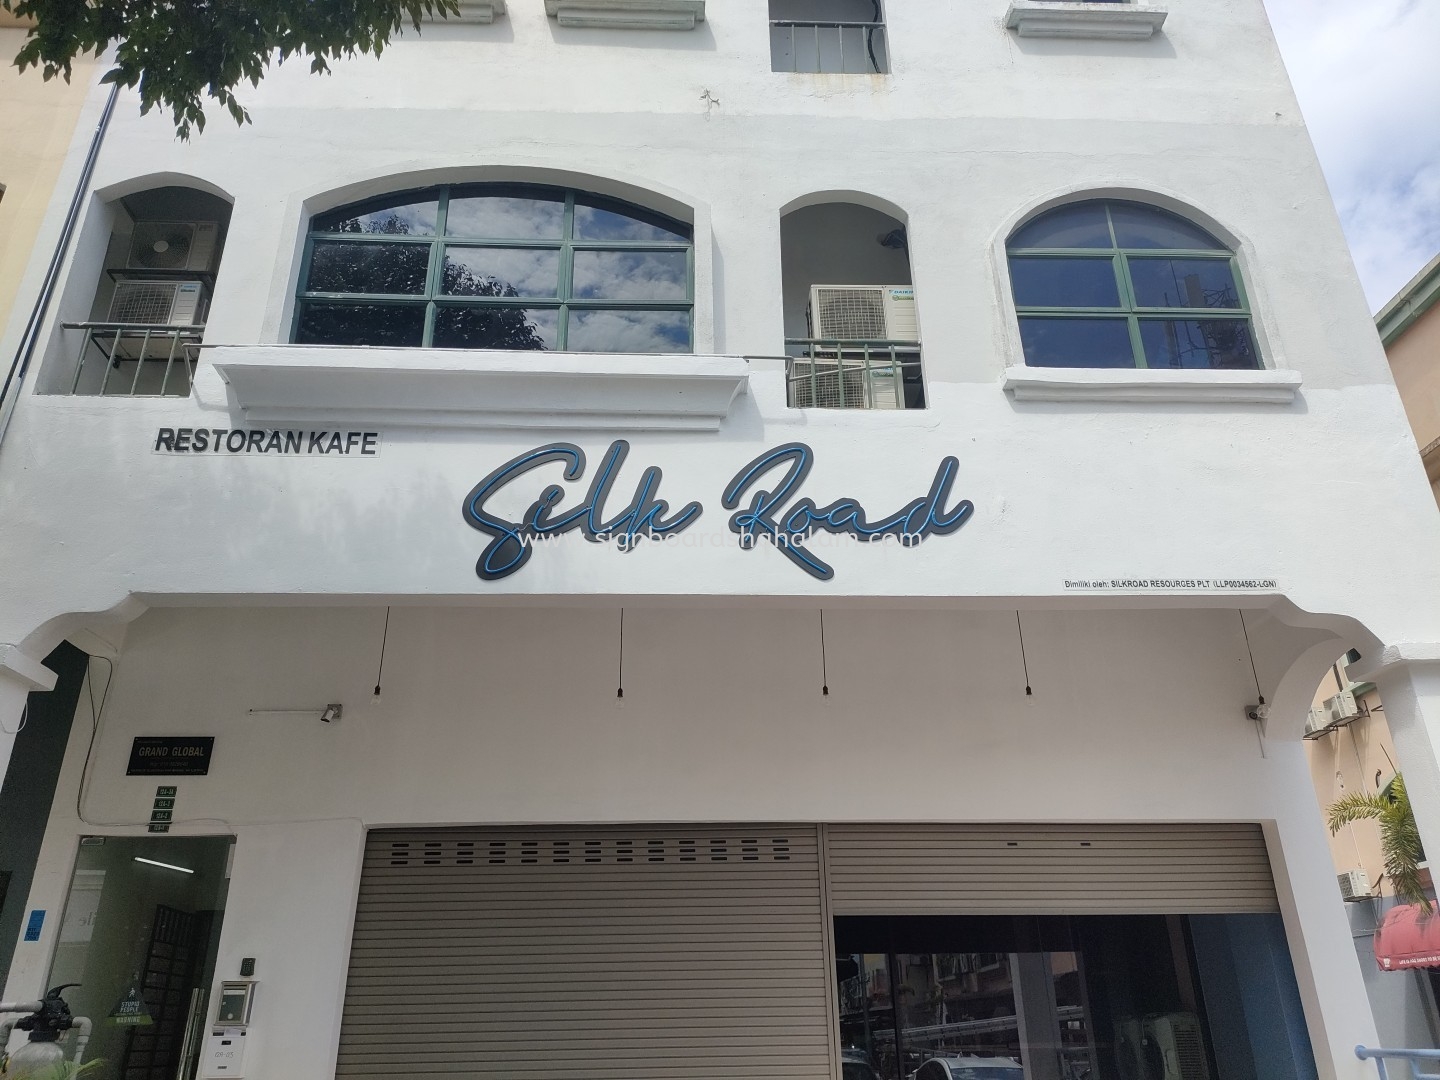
[
  {"xmin": 210, "ymin": 345, "xmax": 749, "ymax": 432},
  {"xmin": 422, "ymin": 0, "xmax": 506, "ymax": 22},
  {"xmin": 545, "ymin": 0, "xmax": 705, "ymax": 29},
  {"xmin": 0, "ymin": 645, "xmax": 58, "ymax": 692},
  {"xmin": 1005, "ymin": 2, "xmax": 1167, "ymax": 39},
  {"xmin": 1002, "ymin": 366, "xmax": 1302, "ymax": 404}
]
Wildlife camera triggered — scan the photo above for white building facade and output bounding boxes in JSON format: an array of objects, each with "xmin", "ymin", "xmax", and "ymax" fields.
[{"xmin": 3, "ymin": 2, "xmax": 1440, "ymax": 1079}]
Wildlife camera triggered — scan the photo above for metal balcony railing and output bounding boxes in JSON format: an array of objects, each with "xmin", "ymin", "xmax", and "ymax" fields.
[
  {"xmin": 770, "ymin": 20, "xmax": 889, "ymax": 74},
  {"xmin": 784, "ymin": 338, "xmax": 923, "ymax": 410},
  {"xmin": 1357, "ymin": 1045, "xmax": 1440, "ymax": 1078},
  {"xmin": 63, "ymin": 323, "xmax": 203, "ymax": 397}
]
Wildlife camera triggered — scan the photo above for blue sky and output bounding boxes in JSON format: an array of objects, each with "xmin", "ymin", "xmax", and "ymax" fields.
[{"xmin": 1265, "ymin": 0, "xmax": 1440, "ymax": 311}]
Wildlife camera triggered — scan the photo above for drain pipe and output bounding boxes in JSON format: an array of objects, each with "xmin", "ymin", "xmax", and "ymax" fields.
[{"xmin": 0, "ymin": 80, "xmax": 120, "ymax": 451}]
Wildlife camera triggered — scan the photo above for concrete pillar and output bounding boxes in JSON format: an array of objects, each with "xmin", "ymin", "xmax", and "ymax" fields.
[
  {"xmin": 1370, "ymin": 657, "xmax": 1440, "ymax": 874},
  {"xmin": 1010, "ymin": 952, "xmax": 1064, "ymax": 1080},
  {"xmin": 1268, "ymin": 784, "xmax": 1380, "ymax": 1080}
]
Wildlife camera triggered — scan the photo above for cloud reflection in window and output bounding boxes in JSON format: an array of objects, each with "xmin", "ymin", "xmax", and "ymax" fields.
[
  {"xmin": 568, "ymin": 310, "xmax": 690, "ymax": 353},
  {"xmin": 572, "ymin": 250, "xmax": 687, "ymax": 301},
  {"xmin": 443, "ymin": 248, "xmax": 561, "ymax": 297}
]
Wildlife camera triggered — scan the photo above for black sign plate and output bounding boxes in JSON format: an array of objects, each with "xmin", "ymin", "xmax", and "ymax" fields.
[{"xmin": 127, "ymin": 737, "xmax": 214, "ymax": 777}]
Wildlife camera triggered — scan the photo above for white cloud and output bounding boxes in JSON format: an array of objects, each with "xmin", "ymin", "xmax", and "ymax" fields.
[{"xmin": 1264, "ymin": 0, "xmax": 1440, "ymax": 310}]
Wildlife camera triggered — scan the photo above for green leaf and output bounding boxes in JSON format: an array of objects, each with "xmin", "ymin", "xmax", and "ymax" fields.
[{"xmin": 5, "ymin": 0, "xmax": 462, "ymax": 138}]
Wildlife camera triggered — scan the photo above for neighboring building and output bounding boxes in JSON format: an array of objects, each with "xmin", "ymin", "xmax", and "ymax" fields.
[
  {"xmin": 1305, "ymin": 256, "xmax": 1440, "ymax": 1051},
  {"xmin": 4, "ymin": 3, "xmax": 1440, "ymax": 1080},
  {"xmin": 0, "ymin": 12, "xmax": 97, "ymax": 330},
  {"xmin": 1378, "ymin": 254, "xmax": 1440, "ymax": 508}
]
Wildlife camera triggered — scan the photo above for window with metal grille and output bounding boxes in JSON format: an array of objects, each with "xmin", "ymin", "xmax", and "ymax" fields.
[
  {"xmin": 1007, "ymin": 199, "xmax": 1261, "ymax": 370},
  {"xmin": 296, "ymin": 184, "xmax": 694, "ymax": 353},
  {"xmin": 770, "ymin": 0, "xmax": 889, "ymax": 73}
]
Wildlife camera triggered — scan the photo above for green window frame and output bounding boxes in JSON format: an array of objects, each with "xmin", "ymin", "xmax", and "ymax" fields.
[
  {"xmin": 294, "ymin": 184, "xmax": 695, "ymax": 353},
  {"xmin": 1007, "ymin": 200, "xmax": 1261, "ymax": 371}
]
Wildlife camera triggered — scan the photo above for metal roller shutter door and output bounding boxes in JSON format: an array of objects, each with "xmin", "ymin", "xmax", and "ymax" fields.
[
  {"xmin": 825, "ymin": 823, "xmax": 1279, "ymax": 915},
  {"xmin": 336, "ymin": 825, "xmax": 835, "ymax": 1079}
]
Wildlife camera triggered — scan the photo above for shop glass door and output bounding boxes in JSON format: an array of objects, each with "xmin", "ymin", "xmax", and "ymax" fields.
[{"xmin": 44, "ymin": 836, "xmax": 233, "ymax": 1080}]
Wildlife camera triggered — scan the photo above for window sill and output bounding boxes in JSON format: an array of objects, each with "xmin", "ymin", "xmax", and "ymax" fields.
[
  {"xmin": 210, "ymin": 345, "xmax": 748, "ymax": 431},
  {"xmin": 1004, "ymin": 2, "xmax": 1167, "ymax": 39},
  {"xmin": 544, "ymin": 0, "xmax": 705, "ymax": 29},
  {"xmin": 422, "ymin": 0, "xmax": 506, "ymax": 21},
  {"xmin": 1002, "ymin": 366, "xmax": 1301, "ymax": 404}
]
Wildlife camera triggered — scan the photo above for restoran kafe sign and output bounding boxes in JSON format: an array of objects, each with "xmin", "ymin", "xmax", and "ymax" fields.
[{"xmin": 461, "ymin": 440, "xmax": 974, "ymax": 582}]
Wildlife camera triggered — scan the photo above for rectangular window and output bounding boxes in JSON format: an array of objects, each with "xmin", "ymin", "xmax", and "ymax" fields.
[{"xmin": 770, "ymin": 0, "xmax": 888, "ymax": 74}]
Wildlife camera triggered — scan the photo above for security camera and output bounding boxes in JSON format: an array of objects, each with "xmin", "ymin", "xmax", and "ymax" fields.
[
  {"xmin": 320, "ymin": 703, "xmax": 343, "ymax": 724},
  {"xmin": 1245, "ymin": 703, "xmax": 1269, "ymax": 723}
]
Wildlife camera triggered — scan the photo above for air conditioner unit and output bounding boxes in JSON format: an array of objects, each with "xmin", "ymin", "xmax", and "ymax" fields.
[
  {"xmin": 1322, "ymin": 690, "xmax": 1360, "ymax": 726},
  {"xmin": 1146, "ymin": 1013, "xmax": 1210, "ymax": 1080},
  {"xmin": 789, "ymin": 357, "xmax": 902, "ymax": 409},
  {"xmin": 108, "ymin": 279, "xmax": 207, "ymax": 326},
  {"xmin": 1304, "ymin": 708, "xmax": 1332, "ymax": 739},
  {"xmin": 126, "ymin": 220, "xmax": 220, "ymax": 273},
  {"xmin": 808, "ymin": 284, "xmax": 920, "ymax": 342},
  {"xmin": 1338, "ymin": 868, "xmax": 1371, "ymax": 901}
]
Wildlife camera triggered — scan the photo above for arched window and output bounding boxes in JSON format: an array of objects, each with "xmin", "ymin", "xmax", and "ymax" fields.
[
  {"xmin": 1006, "ymin": 200, "xmax": 1259, "ymax": 370},
  {"xmin": 295, "ymin": 184, "xmax": 693, "ymax": 353}
]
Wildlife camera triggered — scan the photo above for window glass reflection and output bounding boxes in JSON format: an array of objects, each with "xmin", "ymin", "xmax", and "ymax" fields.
[
  {"xmin": 432, "ymin": 306, "xmax": 558, "ymax": 350},
  {"xmin": 836, "ymin": 913, "xmax": 1317, "ymax": 1080},
  {"xmin": 315, "ymin": 196, "xmax": 438, "ymax": 236},
  {"xmin": 308, "ymin": 241, "xmax": 429, "ymax": 295},
  {"xmin": 1018, "ymin": 317, "xmax": 1133, "ymax": 368},
  {"xmin": 300, "ymin": 185, "xmax": 693, "ymax": 351},
  {"xmin": 1139, "ymin": 318, "xmax": 1259, "ymax": 369},
  {"xmin": 443, "ymin": 248, "xmax": 560, "ymax": 298},
  {"xmin": 445, "ymin": 194, "xmax": 565, "ymax": 240},
  {"xmin": 574, "ymin": 198, "xmax": 690, "ymax": 242},
  {"xmin": 1009, "ymin": 256, "xmax": 1120, "ymax": 309},
  {"xmin": 296, "ymin": 303, "xmax": 426, "ymax": 347},
  {"xmin": 1007, "ymin": 200, "xmax": 1255, "ymax": 369},
  {"xmin": 1128, "ymin": 258, "xmax": 1241, "ymax": 309},
  {"xmin": 1109, "ymin": 203, "xmax": 1224, "ymax": 250},
  {"xmin": 572, "ymin": 250, "xmax": 688, "ymax": 301},
  {"xmin": 1008, "ymin": 203, "xmax": 1111, "ymax": 249},
  {"xmin": 568, "ymin": 309, "xmax": 690, "ymax": 353}
]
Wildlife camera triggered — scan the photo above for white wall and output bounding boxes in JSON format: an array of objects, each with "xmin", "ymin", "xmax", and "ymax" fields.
[{"xmin": 0, "ymin": 0, "xmax": 1433, "ymax": 659}]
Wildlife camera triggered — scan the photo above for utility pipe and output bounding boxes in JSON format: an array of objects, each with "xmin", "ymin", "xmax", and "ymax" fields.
[{"xmin": 70, "ymin": 1016, "xmax": 91, "ymax": 1063}]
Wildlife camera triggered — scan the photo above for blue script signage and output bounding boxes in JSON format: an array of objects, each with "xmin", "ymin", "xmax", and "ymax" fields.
[{"xmin": 462, "ymin": 440, "xmax": 973, "ymax": 582}]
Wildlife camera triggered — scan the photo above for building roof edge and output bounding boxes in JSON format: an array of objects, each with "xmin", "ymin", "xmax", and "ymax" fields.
[{"xmin": 1377, "ymin": 251, "xmax": 1440, "ymax": 347}]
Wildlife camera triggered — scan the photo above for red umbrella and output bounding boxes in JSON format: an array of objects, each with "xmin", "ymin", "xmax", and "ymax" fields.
[{"xmin": 1374, "ymin": 903, "xmax": 1440, "ymax": 970}]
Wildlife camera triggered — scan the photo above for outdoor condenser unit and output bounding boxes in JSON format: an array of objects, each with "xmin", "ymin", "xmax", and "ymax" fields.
[
  {"xmin": 126, "ymin": 220, "xmax": 220, "ymax": 273},
  {"xmin": 1338, "ymin": 868, "xmax": 1372, "ymax": 901},
  {"xmin": 1146, "ymin": 1012, "xmax": 1211, "ymax": 1080},
  {"xmin": 796, "ymin": 285, "xmax": 918, "ymax": 410},
  {"xmin": 108, "ymin": 280, "xmax": 207, "ymax": 326},
  {"xmin": 807, "ymin": 284, "xmax": 919, "ymax": 342}
]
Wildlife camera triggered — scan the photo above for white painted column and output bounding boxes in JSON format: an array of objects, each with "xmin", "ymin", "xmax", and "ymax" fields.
[
  {"xmin": 216, "ymin": 818, "xmax": 366, "ymax": 1080},
  {"xmin": 1267, "ymin": 794, "xmax": 1381, "ymax": 1080},
  {"xmin": 1370, "ymin": 656, "xmax": 1440, "ymax": 870},
  {"xmin": 0, "ymin": 647, "xmax": 58, "ymax": 789}
]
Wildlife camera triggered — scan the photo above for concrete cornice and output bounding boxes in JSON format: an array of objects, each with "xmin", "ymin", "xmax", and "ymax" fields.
[
  {"xmin": 1376, "ymin": 251, "xmax": 1440, "ymax": 347},
  {"xmin": 210, "ymin": 345, "xmax": 749, "ymax": 432},
  {"xmin": 1350, "ymin": 643, "xmax": 1440, "ymax": 684},
  {"xmin": 1004, "ymin": 1, "xmax": 1168, "ymax": 40}
]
